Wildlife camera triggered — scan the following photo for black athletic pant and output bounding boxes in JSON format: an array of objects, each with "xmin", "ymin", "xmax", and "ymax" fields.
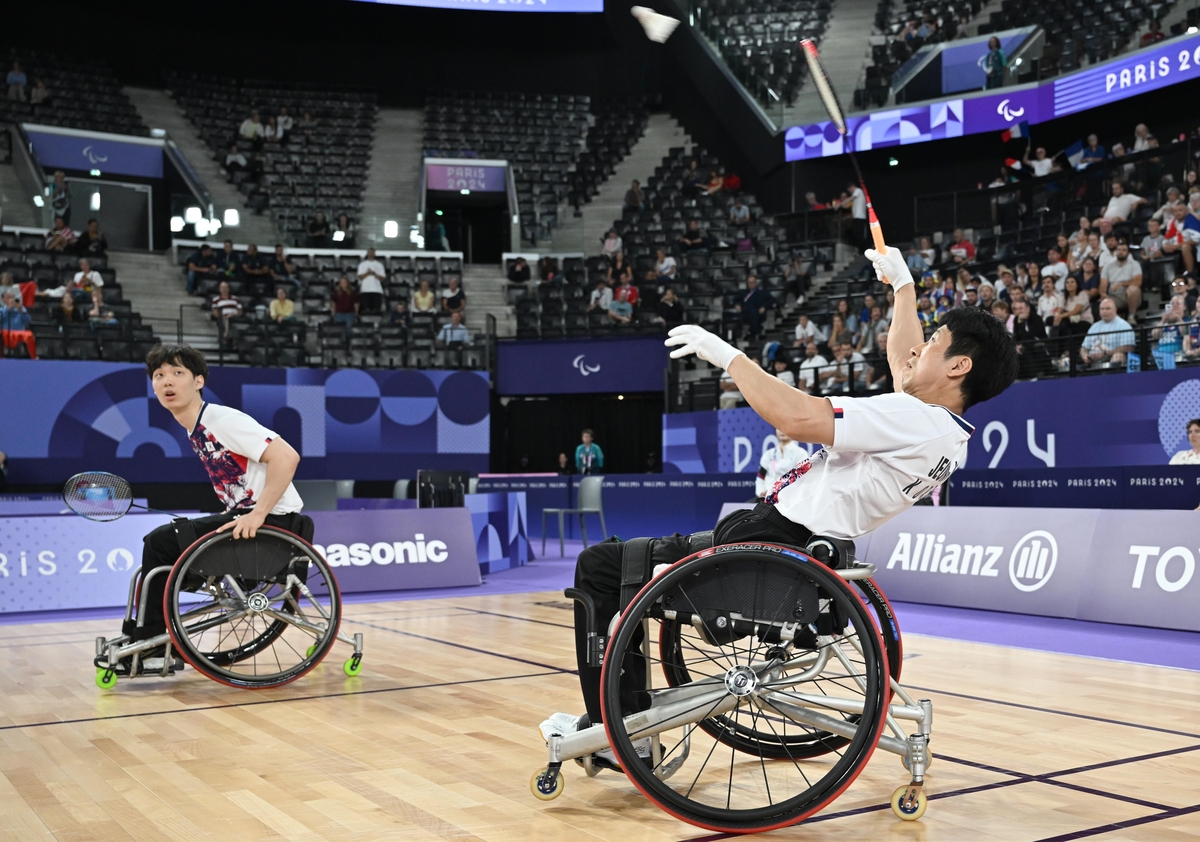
[
  {"xmin": 573, "ymin": 504, "xmax": 812, "ymax": 723},
  {"xmin": 129, "ymin": 511, "xmax": 312, "ymax": 642}
]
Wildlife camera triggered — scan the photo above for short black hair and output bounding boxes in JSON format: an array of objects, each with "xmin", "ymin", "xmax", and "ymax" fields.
[
  {"xmin": 939, "ymin": 307, "xmax": 1018, "ymax": 410},
  {"xmin": 582, "ymin": 428, "xmax": 594, "ymax": 437},
  {"xmin": 1188, "ymin": 418, "xmax": 1200, "ymax": 432},
  {"xmin": 145, "ymin": 344, "xmax": 208, "ymax": 380}
]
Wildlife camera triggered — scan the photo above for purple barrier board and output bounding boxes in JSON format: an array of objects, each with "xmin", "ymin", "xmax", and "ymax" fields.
[
  {"xmin": 426, "ymin": 164, "xmax": 506, "ymax": 192},
  {"xmin": 308, "ymin": 508, "xmax": 481, "ymax": 593},
  {"xmin": 862, "ymin": 506, "xmax": 1200, "ymax": 633},
  {"xmin": 0, "ymin": 513, "xmax": 174, "ymax": 613}
]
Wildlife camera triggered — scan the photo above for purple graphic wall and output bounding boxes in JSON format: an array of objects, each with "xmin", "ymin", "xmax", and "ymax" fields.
[{"xmin": 0, "ymin": 361, "xmax": 489, "ymax": 484}]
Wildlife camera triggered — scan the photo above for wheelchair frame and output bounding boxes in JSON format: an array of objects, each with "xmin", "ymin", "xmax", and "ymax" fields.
[
  {"xmin": 94, "ymin": 527, "xmax": 363, "ymax": 689},
  {"xmin": 533, "ymin": 542, "xmax": 933, "ymax": 829}
]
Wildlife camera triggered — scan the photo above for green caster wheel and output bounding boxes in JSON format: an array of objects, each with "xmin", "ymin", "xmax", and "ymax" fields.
[
  {"xmin": 306, "ymin": 644, "xmax": 318, "ymax": 658},
  {"xmin": 343, "ymin": 656, "xmax": 362, "ymax": 677},
  {"xmin": 96, "ymin": 668, "xmax": 117, "ymax": 690}
]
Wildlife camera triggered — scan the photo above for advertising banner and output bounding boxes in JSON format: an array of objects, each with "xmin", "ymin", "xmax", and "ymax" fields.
[
  {"xmin": 0, "ymin": 513, "xmax": 174, "ymax": 613},
  {"xmin": 949, "ymin": 466, "xmax": 1200, "ymax": 509},
  {"xmin": 307, "ymin": 508, "xmax": 481, "ymax": 593},
  {"xmin": 496, "ymin": 337, "xmax": 669, "ymax": 395},
  {"xmin": 25, "ymin": 126, "xmax": 164, "ymax": 178},
  {"xmin": 667, "ymin": 368, "xmax": 1200, "ymax": 480},
  {"xmin": 785, "ymin": 32, "xmax": 1200, "ymax": 160},
  {"xmin": 862, "ymin": 506, "xmax": 1200, "ymax": 633},
  {"xmin": 0, "ymin": 361, "xmax": 489, "ymax": 484}
]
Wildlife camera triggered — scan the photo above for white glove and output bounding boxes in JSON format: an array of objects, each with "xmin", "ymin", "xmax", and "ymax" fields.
[
  {"xmin": 665, "ymin": 324, "xmax": 746, "ymax": 370},
  {"xmin": 865, "ymin": 247, "xmax": 914, "ymax": 291}
]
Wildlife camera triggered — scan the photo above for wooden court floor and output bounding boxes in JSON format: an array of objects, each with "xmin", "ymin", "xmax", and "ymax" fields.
[{"xmin": 1, "ymin": 592, "xmax": 1198, "ymax": 842}]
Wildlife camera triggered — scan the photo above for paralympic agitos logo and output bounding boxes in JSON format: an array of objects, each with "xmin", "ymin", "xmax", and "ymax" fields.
[{"xmin": 313, "ymin": 533, "xmax": 449, "ymax": 567}]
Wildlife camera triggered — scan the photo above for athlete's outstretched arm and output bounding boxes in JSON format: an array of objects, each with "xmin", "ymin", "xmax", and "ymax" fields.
[
  {"xmin": 727, "ymin": 355, "xmax": 835, "ymax": 445},
  {"xmin": 665, "ymin": 326, "xmax": 835, "ymax": 445},
  {"xmin": 218, "ymin": 437, "xmax": 301, "ymax": 539},
  {"xmin": 865, "ymin": 247, "xmax": 922, "ymax": 392}
]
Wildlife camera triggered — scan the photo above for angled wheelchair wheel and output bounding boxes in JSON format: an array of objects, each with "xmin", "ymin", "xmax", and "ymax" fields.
[
  {"xmin": 602, "ymin": 543, "xmax": 889, "ymax": 833},
  {"xmin": 658, "ymin": 572, "xmax": 903, "ymax": 761},
  {"xmin": 163, "ymin": 526, "xmax": 342, "ymax": 689}
]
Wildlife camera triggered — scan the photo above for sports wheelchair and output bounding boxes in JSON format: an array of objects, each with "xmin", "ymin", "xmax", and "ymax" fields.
[
  {"xmin": 532, "ymin": 540, "xmax": 933, "ymax": 832},
  {"xmin": 94, "ymin": 524, "xmax": 363, "ymax": 690}
]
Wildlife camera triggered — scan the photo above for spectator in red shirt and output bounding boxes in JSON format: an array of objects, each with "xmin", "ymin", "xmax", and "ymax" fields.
[
  {"xmin": 945, "ymin": 229, "xmax": 976, "ymax": 269},
  {"xmin": 331, "ymin": 275, "xmax": 358, "ymax": 328}
]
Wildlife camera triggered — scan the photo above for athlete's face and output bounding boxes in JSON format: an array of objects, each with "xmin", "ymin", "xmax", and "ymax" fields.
[
  {"xmin": 151, "ymin": 362, "xmax": 204, "ymax": 413},
  {"xmin": 901, "ymin": 326, "xmax": 969, "ymax": 400}
]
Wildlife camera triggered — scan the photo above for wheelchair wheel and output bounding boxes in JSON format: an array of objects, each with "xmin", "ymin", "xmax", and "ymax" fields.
[
  {"xmin": 602, "ymin": 543, "xmax": 889, "ymax": 833},
  {"xmin": 163, "ymin": 527, "xmax": 342, "ymax": 689},
  {"xmin": 658, "ymin": 573, "xmax": 903, "ymax": 761}
]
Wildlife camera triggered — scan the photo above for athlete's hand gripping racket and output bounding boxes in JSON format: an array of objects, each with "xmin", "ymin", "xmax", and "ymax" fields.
[
  {"xmin": 799, "ymin": 38, "xmax": 888, "ymax": 255},
  {"xmin": 63, "ymin": 472, "xmax": 176, "ymax": 521}
]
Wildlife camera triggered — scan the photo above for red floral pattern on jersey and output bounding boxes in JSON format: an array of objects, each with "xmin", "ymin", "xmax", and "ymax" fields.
[
  {"xmin": 764, "ymin": 451, "xmax": 819, "ymax": 505},
  {"xmin": 189, "ymin": 422, "xmax": 258, "ymax": 510}
]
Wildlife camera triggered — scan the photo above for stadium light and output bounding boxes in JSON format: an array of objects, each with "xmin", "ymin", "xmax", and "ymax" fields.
[
  {"xmin": 223, "ymin": 209, "xmax": 240, "ymax": 227},
  {"xmin": 194, "ymin": 218, "xmax": 211, "ymax": 237},
  {"xmin": 170, "ymin": 216, "xmax": 185, "ymax": 232},
  {"xmin": 460, "ymin": 189, "xmax": 471, "ymax": 195},
  {"xmin": 89, "ymin": 169, "xmax": 101, "ymax": 177},
  {"xmin": 384, "ymin": 220, "xmax": 399, "ymax": 238},
  {"xmin": 889, "ymin": 157, "xmax": 899, "ymax": 167},
  {"xmin": 90, "ymin": 192, "xmax": 101, "ymax": 211},
  {"xmin": 1190, "ymin": 25, "xmax": 1199, "ymax": 33},
  {"xmin": 333, "ymin": 230, "xmax": 345, "ymax": 242},
  {"xmin": 209, "ymin": 218, "xmax": 221, "ymax": 233},
  {"xmin": 32, "ymin": 195, "xmax": 44, "ymax": 208},
  {"xmin": 150, "ymin": 128, "xmax": 166, "ymax": 138},
  {"xmin": 184, "ymin": 206, "xmax": 202, "ymax": 224}
]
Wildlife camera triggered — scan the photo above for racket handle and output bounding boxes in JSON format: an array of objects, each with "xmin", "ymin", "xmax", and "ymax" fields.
[{"xmin": 868, "ymin": 206, "xmax": 887, "ymax": 254}]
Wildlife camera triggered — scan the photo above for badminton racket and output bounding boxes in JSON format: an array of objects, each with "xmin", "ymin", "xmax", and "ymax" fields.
[
  {"xmin": 799, "ymin": 38, "xmax": 888, "ymax": 255},
  {"xmin": 63, "ymin": 471, "xmax": 176, "ymax": 522}
]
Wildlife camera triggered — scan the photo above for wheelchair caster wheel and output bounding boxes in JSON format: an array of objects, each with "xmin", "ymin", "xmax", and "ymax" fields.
[
  {"xmin": 902, "ymin": 750, "xmax": 932, "ymax": 771},
  {"xmin": 530, "ymin": 767, "xmax": 564, "ymax": 801},
  {"xmin": 96, "ymin": 668, "xmax": 117, "ymax": 690},
  {"xmin": 890, "ymin": 785, "xmax": 927, "ymax": 821},
  {"xmin": 343, "ymin": 656, "xmax": 362, "ymax": 677},
  {"xmin": 306, "ymin": 644, "xmax": 317, "ymax": 658}
]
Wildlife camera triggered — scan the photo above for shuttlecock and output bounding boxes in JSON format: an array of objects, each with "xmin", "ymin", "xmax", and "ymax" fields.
[{"xmin": 632, "ymin": 6, "xmax": 680, "ymax": 43}]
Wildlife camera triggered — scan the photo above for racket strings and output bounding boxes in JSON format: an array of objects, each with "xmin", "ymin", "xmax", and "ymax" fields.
[{"xmin": 63, "ymin": 472, "xmax": 135, "ymax": 522}]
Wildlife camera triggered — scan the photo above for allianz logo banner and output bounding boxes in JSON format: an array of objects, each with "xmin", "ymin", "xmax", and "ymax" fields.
[
  {"xmin": 862, "ymin": 507, "xmax": 1200, "ymax": 633},
  {"xmin": 307, "ymin": 509, "xmax": 480, "ymax": 593}
]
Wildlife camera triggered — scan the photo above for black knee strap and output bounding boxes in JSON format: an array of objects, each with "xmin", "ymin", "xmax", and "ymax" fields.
[
  {"xmin": 171, "ymin": 518, "xmax": 200, "ymax": 557},
  {"xmin": 620, "ymin": 537, "xmax": 655, "ymax": 610}
]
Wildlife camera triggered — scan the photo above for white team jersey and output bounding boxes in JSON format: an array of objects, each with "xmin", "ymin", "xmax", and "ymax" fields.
[
  {"xmin": 756, "ymin": 441, "xmax": 807, "ymax": 498},
  {"xmin": 765, "ymin": 392, "xmax": 973, "ymax": 539},
  {"xmin": 188, "ymin": 403, "xmax": 304, "ymax": 515}
]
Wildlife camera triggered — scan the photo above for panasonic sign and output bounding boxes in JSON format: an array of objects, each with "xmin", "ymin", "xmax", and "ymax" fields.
[{"xmin": 313, "ymin": 533, "xmax": 449, "ymax": 567}]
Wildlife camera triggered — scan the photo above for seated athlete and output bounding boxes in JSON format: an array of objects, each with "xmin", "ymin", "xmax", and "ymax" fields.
[
  {"xmin": 548, "ymin": 245, "xmax": 1019, "ymax": 764},
  {"xmin": 102, "ymin": 344, "xmax": 307, "ymax": 674}
]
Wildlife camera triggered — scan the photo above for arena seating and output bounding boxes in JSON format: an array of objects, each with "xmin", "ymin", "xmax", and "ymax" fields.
[
  {"xmin": 857, "ymin": 0, "xmax": 985, "ymax": 108},
  {"xmin": 423, "ymin": 92, "xmax": 647, "ymax": 244},
  {"xmin": 569, "ymin": 99, "xmax": 650, "ymax": 212},
  {"xmin": 510, "ymin": 146, "xmax": 801, "ymax": 342},
  {"xmin": 174, "ymin": 244, "xmax": 482, "ymax": 370},
  {"xmin": 0, "ymin": 230, "xmax": 157, "ymax": 361},
  {"xmin": 0, "ymin": 49, "xmax": 147, "ymax": 136},
  {"xmin": 858, "ymin": 0, "xmax": 1176, "ymax": 107},
  {"xmin": 694, "ymin": 0, "xmax": 831, "ymax": 106},
  {"xmin": 166, "ymin": 72, "xmax": 376, "ymax": 244}
]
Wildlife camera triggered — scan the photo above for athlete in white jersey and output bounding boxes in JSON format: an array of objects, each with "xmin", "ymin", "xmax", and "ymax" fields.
[
  {"xmin": 556, "ymin": 244, "xmax": 1019, "ymax": 748},
  {"xmin": 111, "ymin": 345, "xmax": 307, "ymax": 671}
]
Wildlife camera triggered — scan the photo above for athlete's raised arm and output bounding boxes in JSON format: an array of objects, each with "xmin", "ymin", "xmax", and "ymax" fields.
[
  {"xmin": 666, "ymin": 326, "xmax": 835, "ymax": 446},
  {"xmin": 865, "ymin": 247, "xmax": 922, "ymax": 392}
]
